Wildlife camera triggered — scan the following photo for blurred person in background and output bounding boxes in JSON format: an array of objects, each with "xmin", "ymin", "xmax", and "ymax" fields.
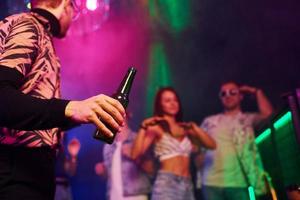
[
  {"xmin": 131, "ymin": 87, "xmax": 216, "ymax": 200},
  {"xmin": 95, "ymin": 112, "xmax": 154, "ymax": 200},
  {"xmin": 286, "ymin": 184, "xmax": 300, "ymax": 200},
  {"xmin": 200, "ymin": 82, "xmax": 273, "ymax": 200},
  {"xmin": 55, "ymin": 138, "xmax": 81, "ymax": 200},
  {"xmin": 192, "ymin": 148, "xmax": 206, "ymax": 200}
]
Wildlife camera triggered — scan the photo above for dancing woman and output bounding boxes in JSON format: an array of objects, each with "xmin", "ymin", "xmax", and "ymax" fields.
[{"xmin": 132, "ymin": 87, "xmax": 216, "ymax": 200}]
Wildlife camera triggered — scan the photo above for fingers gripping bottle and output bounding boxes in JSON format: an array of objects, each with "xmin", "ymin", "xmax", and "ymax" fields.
[{"xmin": 93, "ymin": 67, "xmax": 137, "ymax": 144}]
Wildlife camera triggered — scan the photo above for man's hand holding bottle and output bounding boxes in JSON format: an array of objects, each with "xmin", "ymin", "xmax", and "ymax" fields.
[{"xmin": 65, "ymin": 94, "xmax": 126, "ymax": 138}]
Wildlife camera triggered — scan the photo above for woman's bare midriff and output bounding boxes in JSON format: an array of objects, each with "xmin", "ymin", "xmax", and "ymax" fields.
[{"xmin": 159, "ymin": 155, "xmax": 190, "ymax": 177}]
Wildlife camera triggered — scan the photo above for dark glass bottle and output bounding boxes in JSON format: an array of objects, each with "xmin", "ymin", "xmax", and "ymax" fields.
[{"xmin": 93, "ymin": 67, "xmax": 137, "ymax": 144}]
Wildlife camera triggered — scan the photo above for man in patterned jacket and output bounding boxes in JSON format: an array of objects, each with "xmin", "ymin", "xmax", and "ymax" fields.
[{"xmin": 0, "ymin": 0, "xmax": 125, "ymax": 199}]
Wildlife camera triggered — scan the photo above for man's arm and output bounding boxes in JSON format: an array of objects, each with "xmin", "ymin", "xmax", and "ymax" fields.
[
  {"xmin": 256, "ymin": 89, "xmax": 273, "ymax": 119},
  {"xmin": 0, "ymin": 17, "xmax": 72, "ymax": 130},
  {"xmin": 0, "ymin": 66, "xmax": 125, "ymax": 137},
  {"xmin": 0, "ymin": 68, "xmax": 71, "ymax": 130},
  {"xmin": 0, "ymin": 18, "xmax": 125, "ymax": 137},
  {"xmin": 240, "ymin": 85, "xmax": 273, "ymax": 119}
]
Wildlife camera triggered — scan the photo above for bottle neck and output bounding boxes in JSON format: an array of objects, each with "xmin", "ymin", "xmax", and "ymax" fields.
[{"xmin": 116, "ymin": 68, "xmax": 136, "ymax": 95}]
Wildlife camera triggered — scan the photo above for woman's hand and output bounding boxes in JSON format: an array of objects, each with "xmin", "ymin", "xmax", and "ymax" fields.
[
  {"xmin": 94, "ymin": 162, "xmax": 106, "ymax": 177},
  {"xmin": 67, "ymin": 138, "xmax": 81, "ymax": 161},
  {"xmin": 180, "ymin": 121, "xmax": 198, "ymax": 136},
  {"xmin": 140, "ymin": 116, "xmax": 166, "ymax": 130},
  {"xmin": 131, "ymin": 116, "xmax": 164, "ymax": 160},
  {"xmin": 180, "ymin": 121, "xmax": 217, "ymax": 150}
]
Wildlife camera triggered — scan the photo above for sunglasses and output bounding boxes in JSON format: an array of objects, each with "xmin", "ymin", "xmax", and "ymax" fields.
[{"xmin": 219, "ymin": 89, "xmax": 239, "ymax": 98}]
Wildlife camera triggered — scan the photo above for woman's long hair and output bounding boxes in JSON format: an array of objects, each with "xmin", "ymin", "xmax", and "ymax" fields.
[{"xmin": 153, "ymin": 87, "xmax": 183, "ymax": 122}]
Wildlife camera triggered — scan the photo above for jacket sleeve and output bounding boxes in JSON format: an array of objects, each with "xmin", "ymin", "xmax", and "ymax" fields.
[
  {"xmin": 0, "ymin": 66, "xmax": 75, "ymax": 130},
  {"xmin": 0, "ymin": 17, "xmax": 76, "ymax": 130}
]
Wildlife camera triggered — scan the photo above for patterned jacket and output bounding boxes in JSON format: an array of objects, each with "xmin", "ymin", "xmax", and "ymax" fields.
[{"xmin": 0, "ymin": 9, "xmax": 71, "ymax": 148}]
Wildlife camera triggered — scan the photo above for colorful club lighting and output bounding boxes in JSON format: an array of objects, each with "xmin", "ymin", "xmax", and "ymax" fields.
[
  {"xmin": 248, "ymin": 186, "xmax": 256, "ymax": 200},
  {"xmin": 145, "ymin": 42, "xmax": 172, "ymax": 116},
  {"xmin": 274, "ymin": 111, "xmax": 292, "ymax": 130},
  {"xmin": 86, "ymin": 0, "xmax": 98, "ymax": 11},
  {"xmin": 255, "ymin": 128, "xmax": 271, "ymax": 144},
  {"xmin": 26, "ymin": 2, "xmax": 31, "ymax": 9}
]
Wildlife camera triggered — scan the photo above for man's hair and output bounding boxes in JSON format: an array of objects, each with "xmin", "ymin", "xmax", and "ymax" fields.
[
  {"xmin": 220, "ymin": 81, "xmax": 240, "ymax": 88},
  {"xmin": 31, "ymin": 0, "xmax": 63, "ymax": 8}
]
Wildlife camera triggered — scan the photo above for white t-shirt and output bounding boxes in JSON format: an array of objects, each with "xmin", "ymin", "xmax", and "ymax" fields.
[{"xmin": 200, "ymin": 112, "xmax": 263, "ymax": 188}]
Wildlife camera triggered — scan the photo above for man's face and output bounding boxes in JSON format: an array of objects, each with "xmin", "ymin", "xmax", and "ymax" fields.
[
  {"xmin": 58, "ymin": 0, "xmax": 74, "ymax": 38},
  {"xmin": 219, "ymin": 83, "xmax": 242, "ymax": 111}
]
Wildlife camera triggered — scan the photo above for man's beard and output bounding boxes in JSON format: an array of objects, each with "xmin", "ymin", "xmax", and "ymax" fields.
[{"xmin": 224, "ymin": 103, "xmax": 240, "ymax": 111}]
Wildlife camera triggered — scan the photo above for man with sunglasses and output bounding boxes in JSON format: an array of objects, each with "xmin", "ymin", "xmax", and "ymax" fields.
[
  {"xmin": 0, "ymin": 0, "xmax": 125, "ymax": 199},
  {"xmin": 200, "ymin": 82, "xmax": 273, "ymax": 200}
]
